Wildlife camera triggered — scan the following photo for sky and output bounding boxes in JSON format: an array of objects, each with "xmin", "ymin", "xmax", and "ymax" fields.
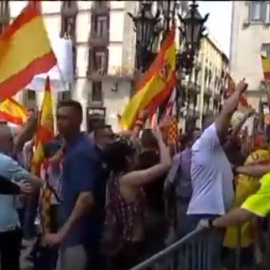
[{"xmin": 198, "ymin": 1, "xmax": 232, "ymax": 57}]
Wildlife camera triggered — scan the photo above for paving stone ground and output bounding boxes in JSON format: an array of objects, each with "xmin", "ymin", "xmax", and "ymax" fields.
[{"xmin": 20, "ymin": 240, "xmax": 34, "ymax": 270}]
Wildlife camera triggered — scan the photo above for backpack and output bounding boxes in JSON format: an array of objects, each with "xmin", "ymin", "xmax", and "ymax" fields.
[
  {"xmin": 164, "ymin": 150, "xmax": 192, "ymax": 202},
  {"xmin": 175, "ymin": 150, "xmax": 192, "ymax": 202}
]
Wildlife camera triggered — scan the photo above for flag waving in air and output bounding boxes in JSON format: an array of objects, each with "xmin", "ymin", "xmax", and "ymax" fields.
[
  {"xmin": 0, "ymin": 98, "xmax": 27, "ymax": 125},
  {"xmin": 261, "ymin": 55, "xmax": 270, "ymax": 81},
  {"xmin": 31, "ymin": 77, "xmax": 54, "ymax": 176},
  {"xmin": 0, "ymin": 2, "xmax": 56, "ymax": 101},
  {"xmin": 120, "ymin": 27, "xmax": 176, "ymax": 130},
  {"xmin": 31, "ymin": 77, "xmax": 55, "ymax": 234}
]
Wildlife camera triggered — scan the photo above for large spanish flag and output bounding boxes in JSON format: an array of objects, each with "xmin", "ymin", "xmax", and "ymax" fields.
[
  {"xmin": 261, "ymin": 55, "xmax": 270, "ymax": 81},
  {"xmin": 0, "ymin": 98, "xmax": 27, "ymax": 125},
  {"xmin": 0, "ymin": 2, "xmax": 56, "ymax": 101},
  {"xmin": 31, "ymin": 77, "xmax": 54, "ymax": 176},
  {"xmin": 120, "ymin": 28, "xmax": 176, "ymax": 130}
]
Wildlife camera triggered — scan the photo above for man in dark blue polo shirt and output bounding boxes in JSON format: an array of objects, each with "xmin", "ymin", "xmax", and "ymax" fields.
[{"xmin": 44, "ymin": 100, "xmax": 99, "ymax": 270}]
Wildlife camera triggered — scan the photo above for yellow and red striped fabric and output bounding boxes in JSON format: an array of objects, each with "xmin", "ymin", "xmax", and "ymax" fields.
[
  {"xmin": 120, "ymin": 27, "xmax": 176, "ymax": 130},
  {"xmin": 261, "ymin": 55, "xmax": 270, "ymax": 81},
  {"xmin": 166, "ymin": 115, "xmax": 178, "ymax": 146},
  {"xmin": 0, "ymin": 98, "xmax": 27, "ymax": 125},
  {"xmin": 0, "ymin": 2, "xmax": 56, "ymax": 101},
  {"xmin": 31, "ymin": 77, "xmax": 54, "ymax": 176},
  {"xmin": 164, "ymin": 89, "xmax": 178, "ymax": 146}
]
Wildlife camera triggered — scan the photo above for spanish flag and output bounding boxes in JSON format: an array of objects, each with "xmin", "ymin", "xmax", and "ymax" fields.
[
  {"xmin": 0, "ymin": 98, "xmax": 27, "ymax": 125},
  {"xmin": 261, "ymin": 55, "xmax": 270, "ymax": 81},
  {"xmin": 31, "ymin": 77, "xmax": 54, "ymax": 176},
  {"xmin": 120, "ymin": 28, "xmax": 176, "ymax": 130},
  {"xmin": 0, "ymin": 2, "xmax": 56, "ymax": 101}
]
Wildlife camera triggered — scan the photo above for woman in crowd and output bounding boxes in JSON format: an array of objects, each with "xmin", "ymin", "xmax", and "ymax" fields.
[{"xmin": 103, "ymin": 129, "xmax": 171, "ymax": 270}]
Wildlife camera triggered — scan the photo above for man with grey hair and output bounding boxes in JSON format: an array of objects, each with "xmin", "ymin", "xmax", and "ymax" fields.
[{"xmin": 0, "ymin": 125, "xmax": 43, "ymax": 270}]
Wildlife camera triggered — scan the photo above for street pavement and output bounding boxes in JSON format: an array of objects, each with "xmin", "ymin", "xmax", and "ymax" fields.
[{"xmin": 20, "ymin": 240, "xmax": 34, "ymax": 270}]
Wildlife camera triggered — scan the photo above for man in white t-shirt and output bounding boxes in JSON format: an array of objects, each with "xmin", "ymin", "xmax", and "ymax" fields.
[{"xmin": 178, "ymin": 79, "xmax": 248, "ymax": 269}]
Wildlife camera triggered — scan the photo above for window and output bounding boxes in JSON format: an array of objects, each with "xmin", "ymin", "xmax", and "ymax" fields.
[
  {"xmin": 58, "ymin": 91, "xmax": 71, "ymax": 101},
  {"xmin": 261, "ymin": 43, "xmax": 270, "ymax": 60},
  {"xmin": 249, "ymin": 2, "xmax": 265, "ymax": 22},
  {"xmin": 95, "ymin": 15, "xmax": 108, "ymax": 38},
  {"xmin": 60, "ymin": 1, "xmax": 77, "ymax": 39},
  {"xmin": 0, "ymin": 1, "xmax": 9, "ymax": 35},
  {"xmin": 95, "ymin": 1, "xmax": 108, "ymax": 9},
  {"xmin": 27, "ymin": 90, "xmax": 36, "ymax": 101},
  {"xmin": 90, "ymin": 47, "xmax": 108, "ymax": 73},
  {"xmin": 91, "ymin": 81, "xmax": 102, "ymax": 102}
]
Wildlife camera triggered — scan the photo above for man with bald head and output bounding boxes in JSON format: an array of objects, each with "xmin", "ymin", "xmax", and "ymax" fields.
[{"xmin": 0, "ymin": 125, "xmax": 43, "ymax": 270}]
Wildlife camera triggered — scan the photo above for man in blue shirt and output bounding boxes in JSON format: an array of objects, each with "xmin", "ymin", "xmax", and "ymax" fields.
[
  {"xmin": 0, "ymin": 125, "xmax": 42, "ymax": 270},
  {"xmin": 44, "ymin": 101, "xmax": 100, "ymax": 270}
]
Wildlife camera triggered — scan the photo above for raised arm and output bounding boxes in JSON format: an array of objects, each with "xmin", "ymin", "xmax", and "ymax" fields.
[
  {"xmin": 215, "ymin": 79, "xmax": 248, "ymax": 139},
  {"xmin": 121, "ymin": 129, "xmax": 171, "ymax": 186},
  {"xmin": 0, "ymin": 154, "xmax": 43, "ymax": 187},
  {"xmin": 14, "ymin": 111, "xmax": 38, "ymax": 152},
  {"xmin": 236, "ymin": 164, "xmax": 270, "ymax": 177}
]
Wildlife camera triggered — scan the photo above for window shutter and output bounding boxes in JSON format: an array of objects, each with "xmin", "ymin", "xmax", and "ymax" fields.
[
  {"xmin": 87, "ymin": 48, "xmax": 93, "ymax": 75},
  {"xmin": 261, "ymin": 2, "xmax": 267, "ymax": 22},
  {"xmin": 105, "ymin": 48, "xmax": 109, "ymax": 73}
]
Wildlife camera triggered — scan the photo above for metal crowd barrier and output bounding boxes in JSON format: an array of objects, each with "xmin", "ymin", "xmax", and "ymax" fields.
[{"xmin": 130, "ymin": 228, "xmax": 212, "ymax": 270}]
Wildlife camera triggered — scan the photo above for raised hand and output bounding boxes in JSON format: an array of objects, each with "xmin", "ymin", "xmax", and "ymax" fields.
[
  {"xmin": 236, "ymin": 79, "xmax": 248, "ymax": 94},
  {"xmin": 18, "ymin": 180, "xmax": 34, "ymax": 195}
]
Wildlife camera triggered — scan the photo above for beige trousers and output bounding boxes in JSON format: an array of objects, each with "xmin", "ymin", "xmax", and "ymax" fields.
[{"xmin": 56, "ymin": 245, "xmax": 87, "ymax": 270}]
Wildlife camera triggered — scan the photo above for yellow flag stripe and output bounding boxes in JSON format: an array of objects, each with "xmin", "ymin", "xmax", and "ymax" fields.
[
  {"xmin": 120, "ymin": 44, "xmax": 176, "ymax": 130},
  {"xmin": 0, "ymin": 17, "xmax": 52, "ymax": 84}
]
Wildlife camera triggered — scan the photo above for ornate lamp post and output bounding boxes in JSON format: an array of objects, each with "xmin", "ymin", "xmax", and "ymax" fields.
[
  {"xmin": 128, "ymin": 1, "xmax": 161, "ymax": 73},
  {"xmin": 159, "ymin": 0, "xmax": 179, "ymax": 35},
  {"xmin": 178, "ymin": 0, "xmax": 208, "ymax": 74},
  {"xmin": 177, "ymin": 1, "xmax": 208, "ymax": 131}
]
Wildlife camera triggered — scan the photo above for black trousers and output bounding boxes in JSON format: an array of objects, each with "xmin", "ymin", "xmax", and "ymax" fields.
[{"xmin": 0, "ymin": 227, "xmax": 22, "ymax": 270}]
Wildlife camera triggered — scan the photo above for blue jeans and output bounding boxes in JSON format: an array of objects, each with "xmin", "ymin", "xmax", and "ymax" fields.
[
  {"xmin": 176, "ymin": 214, "xmax": 224, "ymax": 270},
  {"xmin": 23, "ymin": 192, "xmax": 39, "ymax": 239}
]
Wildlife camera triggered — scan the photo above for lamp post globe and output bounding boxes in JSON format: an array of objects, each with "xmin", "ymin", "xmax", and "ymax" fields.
[
  {"xmin": 128, "ymin": 1, "xmax": 161, "ymax": 72},
  {"xmin": 179, "ymin": 0, "xmax": 209, "ymax": 53}
]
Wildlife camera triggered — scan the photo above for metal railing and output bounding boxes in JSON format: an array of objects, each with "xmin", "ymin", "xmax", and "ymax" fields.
[{"xmin": 130, "ymin": 228, "xmax": 212, "ymax": 270}]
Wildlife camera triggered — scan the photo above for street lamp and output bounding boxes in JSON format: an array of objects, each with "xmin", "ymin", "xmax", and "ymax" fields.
[
  {"xmin": 128, "ymin": 1, "xmax": 161, "ymax": 72},
  {"xmin": 159, "ymin": 0, "xmax": 179, "ymax": 35},
  {"xmin": 178, "ymin": 0, "xmax": 208, "ymax": 73},
  {"xmin": 177, "ymin": 0, "xmax": 208, "ymax": 131}
]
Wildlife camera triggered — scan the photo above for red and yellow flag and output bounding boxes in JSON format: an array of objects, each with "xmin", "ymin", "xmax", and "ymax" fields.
[
  {"xmin": 261, "ymin": 55, "xmax": 270, "ymax": 81},
  {"xmin": 0, "ymin": 3, "xmax": 56, "ymax": 101},
  {"xmin": 0, "ymin": 98, "xmax": 27, "ymax": 125},
  {"xmin": 164, "ymin": 89, "xmax": 178, "ymax": 146},
  {"xmin": 31, "ymin": 77, "xmax": 54, "ymax": 176},
  {"xmin": 120, "ymin": 28, "xmax": 176, "ymax": 130}
]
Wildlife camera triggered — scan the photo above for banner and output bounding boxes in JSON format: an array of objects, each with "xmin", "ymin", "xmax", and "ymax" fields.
[{"xmin": 27, "ymin": 37, "xmax": 74, "ymax": 92}]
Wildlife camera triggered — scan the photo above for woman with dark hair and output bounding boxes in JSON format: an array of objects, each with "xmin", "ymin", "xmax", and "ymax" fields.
[{"xmin": 103, "ymin": 129, "xmax": 171, "ymax": 270}]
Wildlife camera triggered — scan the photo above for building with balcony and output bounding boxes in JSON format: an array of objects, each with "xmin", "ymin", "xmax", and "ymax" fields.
[
  {"xmin": 2, "ymin": 1, "xmax": 227, "ymax": 131},
  {"xmin": 230, "ymin": 1, "xmax": 270, "ymax": 110},
  {"xmin": 198, "ymin": 34, "xmax": 229, "ymax": 125},
  {"xmin": 179, "ymin": 33, "xmax": 229, "ymax": 130},
  {"xmin": 7, "ymin": 0, "xmax": 137, "ymax": 131}
]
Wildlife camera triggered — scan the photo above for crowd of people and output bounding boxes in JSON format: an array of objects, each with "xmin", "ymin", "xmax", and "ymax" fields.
[{"xmin": 1, "ymin": 79, "xmax": 270, "ymax": 270}]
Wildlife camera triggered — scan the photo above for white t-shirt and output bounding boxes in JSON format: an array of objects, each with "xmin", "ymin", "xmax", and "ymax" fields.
[{"xmin": 187, "ymin": 123, "xmax": 234, "ymax": 215}]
